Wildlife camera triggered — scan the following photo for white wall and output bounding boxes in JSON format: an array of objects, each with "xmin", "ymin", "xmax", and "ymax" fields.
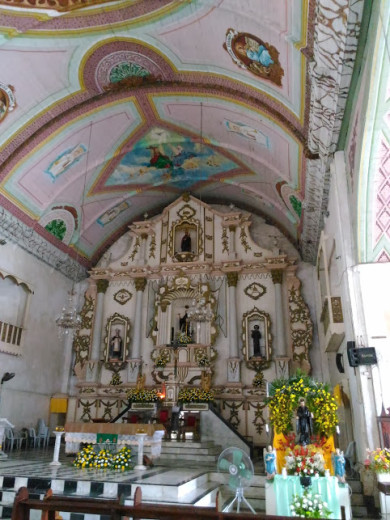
[{"xmin": 0, "ymin": 241, "xmax": 74, "ymax": 428}]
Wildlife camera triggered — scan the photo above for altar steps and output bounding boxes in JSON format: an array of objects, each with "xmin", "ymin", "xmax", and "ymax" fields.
[{"xmin": 153, "ymin": 440, "xmax": 222, "ymax": 464}]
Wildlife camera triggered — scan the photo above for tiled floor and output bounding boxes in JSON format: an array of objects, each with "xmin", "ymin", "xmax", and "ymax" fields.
[{"xmin": 0, "ymin": 445, "xmax": 219, "ymax": 485}]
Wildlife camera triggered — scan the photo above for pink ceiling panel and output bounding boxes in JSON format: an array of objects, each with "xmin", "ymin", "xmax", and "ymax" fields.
[
  {"xmin": 154, "ymin": 99, "xmax": 294, "ymax": 180},
  {"xmin": 0, "ymin": 47, "xmax": 73, "ymax": 130},
  {"xmin": 155, "ymin": 0, "xmax": 290, "ymax": 96},
  {"xmin": 13, "ymin": 110, "xmax": 141, "ymax": 213}
]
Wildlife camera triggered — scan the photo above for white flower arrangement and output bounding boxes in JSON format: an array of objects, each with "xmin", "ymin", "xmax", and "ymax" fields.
[
  {"xmin": 290, "ymin": 490, "xmax": 331, "ymax": 518},
  {"xmin": 112, "ymin": 446, "xmax": 132, "ymax": 471}
]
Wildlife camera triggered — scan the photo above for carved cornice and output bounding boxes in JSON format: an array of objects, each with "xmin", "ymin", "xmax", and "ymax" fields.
[{"xmin": 0, "ymin": 207, "xmax": 87, "ymax": 281}]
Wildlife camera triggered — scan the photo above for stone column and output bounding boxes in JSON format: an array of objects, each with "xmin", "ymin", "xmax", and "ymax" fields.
[
  {"xmin": 271, "ymin": 269, "xmax": 288, "ymax": 374},
  {"xmin": 227, "ymin": 272, "xmax": 240, "ymax": 382},
  {"xmin": 128, "ymin": 277, "xmax": 147, "ymax": 382},
  {"xmin": 86, "ymin": 279, "xmax": 109, "ymax": 382}
]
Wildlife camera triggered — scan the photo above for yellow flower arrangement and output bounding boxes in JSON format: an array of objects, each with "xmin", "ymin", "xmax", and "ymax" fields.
[
  {"xmin": 126, "ymin": 388, "xmax": 161, "ymax": 402},
  {"xmin": 267, "ymin": 372, "xmax": 338, "ymax": 437},
  {"xmin": 178, "ymin": 387, "xmax": 214, "ymax": 403},
  {"xmin": 73, "ymin": 444, "xmax": 133, "ymax": 470},
  {"xmin": 73, "ymin": 444, "xmax": 97, "ymax": 468}
]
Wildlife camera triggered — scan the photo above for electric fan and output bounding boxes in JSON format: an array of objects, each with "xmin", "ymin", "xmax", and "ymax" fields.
[{"xmin": 217, "ymin": 447, "xmax": 256, "ymax": 514}]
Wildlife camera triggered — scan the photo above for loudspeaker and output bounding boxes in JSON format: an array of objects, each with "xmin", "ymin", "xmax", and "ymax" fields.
[
  {"xmin": 336, "ymin": 353, "xmax": 344, "ymax": 373},
  {"xmin": 347, "ymin": 340, "xmax": 359, "ymax": 367}
]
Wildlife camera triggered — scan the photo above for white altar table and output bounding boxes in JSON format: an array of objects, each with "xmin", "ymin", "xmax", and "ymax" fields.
[{"xmin": 64, "ymin": 422, "xmax": 165, "ymax": 458}]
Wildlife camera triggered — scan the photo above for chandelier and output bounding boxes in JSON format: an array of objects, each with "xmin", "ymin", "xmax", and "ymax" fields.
[
  {"xmin": 187, "ymin": 288, "xmax": 214, "ymax": 322},
  {"xmin": 56, "ymin": 289, "xmax": 82, "ymax": 336},
  {"xmin": 56, "ymin": 123, "xmax": 92, "ymax": 337}
]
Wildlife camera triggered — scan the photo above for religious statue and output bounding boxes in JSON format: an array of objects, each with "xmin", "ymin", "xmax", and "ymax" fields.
[
  {"xmin": 109, "ymin": 328, "xmax": 123, "ymax": 360},
  {"xmin": 334, "ymin": 448, "xmax": 346, "ymax": 483},
  {"xmin": 296, "ymin": 398, "xmax": 313, "ymax": 446},
  {"xmin": 251, "ymin": 324, "xmax": 261, "ymax": 357},
  {"xmin": 179, "ymin": 306, "xmax": 189, "ymax": 333},
  {"xmin": 181, "ymin": 229, "xmax": 192, "ymax": 252},
  {"xmin": 136, "ymin": 373, "xmax": 145, "ymax": 391},
  {"xmin": 264, "ymin": 445, "xmax": 276, "ymax": 479},
  {"xmin": 201, "ymin": 371, "xmax": 212, "ymax": 392}
]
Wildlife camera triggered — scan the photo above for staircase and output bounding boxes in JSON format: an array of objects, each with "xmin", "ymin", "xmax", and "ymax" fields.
[{"xmin": 151, "ymin": 439, "xmax": 222, "ymax": 465}]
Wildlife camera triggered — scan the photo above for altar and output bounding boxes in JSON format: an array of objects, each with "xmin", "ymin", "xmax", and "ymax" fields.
[
  {"xmin": 64, "ymin": 422, "xmax": 165, "ymax": 458},
  {"xmin": 265, "ymin": 475, "xmax": 351, "ymax": 519}
]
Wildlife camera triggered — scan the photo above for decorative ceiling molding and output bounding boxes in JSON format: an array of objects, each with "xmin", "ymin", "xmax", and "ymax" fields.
[
  {"xmin": 0, "ymin": 207, "xmax": 87, "ymax": 281},
  {"xmin": 0, "ymin": 0, "xmax": 114, "ymax": 11},
  {"xmin": 302, "ymin": 0, "xmax": 364, "ymax": 262},
  {"xmin": 0, "ymin": 0, "xmax": 172, "ymax": 17}
]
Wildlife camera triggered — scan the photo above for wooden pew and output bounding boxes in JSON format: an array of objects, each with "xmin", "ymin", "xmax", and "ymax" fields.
[{"xmin": 12, "ymin": 486, "xmax": 346, "ymax": 520}]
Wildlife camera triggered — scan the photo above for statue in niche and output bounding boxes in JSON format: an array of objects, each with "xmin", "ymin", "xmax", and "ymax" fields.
[
  {"xmin": 109, "ymin": 328, "xmax": 123, "ymax": 360},
  {"xmin": 251, "ymin": 324, "xmax": 262, "ymax": 357},
  {"xmin": 179, "ymin": 306, "xmax": 190, "ymax": 333},
  {"xmin": 181, "ymin": 229, "xmax": 192, "ymax": 252}
]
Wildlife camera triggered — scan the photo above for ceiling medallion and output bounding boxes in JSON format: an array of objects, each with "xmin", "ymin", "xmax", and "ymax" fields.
[
  {"xmin": 0, "ymin": 82, "xmax": 16, "ymax": 123},
  {"xmin": 244, "ymin": 282, "xmax": 267, "ymax": 300},
  {"xmin": 223, "ymin": 29, "xmax": 284, "ymax": 86},
  {"xmin": 114, "ymin": 289, "xmax": 132, "ymax": 305}
]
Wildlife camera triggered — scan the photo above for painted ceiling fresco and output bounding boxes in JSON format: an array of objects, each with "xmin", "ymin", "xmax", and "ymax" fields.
[{"xmin": 0, "ymin": 0, "xmax": 365, "ymax": 272}]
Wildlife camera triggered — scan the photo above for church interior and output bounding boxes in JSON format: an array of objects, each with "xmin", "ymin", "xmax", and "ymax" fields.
[{"xmin": 1, "ymin": 0, "xmax": 390, "ymax": 518}]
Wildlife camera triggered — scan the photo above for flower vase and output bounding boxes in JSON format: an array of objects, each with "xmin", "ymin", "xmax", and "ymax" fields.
[
  {"xmin": 377, "ymin": 473, "xmax": 390, "ymax": 518},
  {"xmin": 300, "ymin": 475, "xmax": 312, "ymax": 489}
]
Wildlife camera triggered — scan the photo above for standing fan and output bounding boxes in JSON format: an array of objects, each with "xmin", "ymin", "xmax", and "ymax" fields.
[{"xmin": 217, "ymin": 447, "xmax": 256, "ymax": 514}]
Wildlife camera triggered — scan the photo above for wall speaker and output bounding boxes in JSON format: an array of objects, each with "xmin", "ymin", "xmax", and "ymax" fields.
[{"xmin": 347, "ymin": 340, "xmax": 359, "ymax": 367}]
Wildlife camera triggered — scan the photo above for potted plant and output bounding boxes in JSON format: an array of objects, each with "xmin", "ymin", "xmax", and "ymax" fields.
[{"xmin": 155, "ymin": 352, "xmax": 169, "ymax": 370}]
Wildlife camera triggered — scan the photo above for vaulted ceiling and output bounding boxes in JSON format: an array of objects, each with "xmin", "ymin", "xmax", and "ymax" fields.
[{"xmin": 0, "ymin": 0, "xmax": 365, "ymax": 277}]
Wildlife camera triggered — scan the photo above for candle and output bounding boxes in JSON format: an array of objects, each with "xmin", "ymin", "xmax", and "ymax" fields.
[
  {"xmin": 282, "ymin": 467, "xmax": 287, "ymax": 478},
  {"xmin": 265, "ymin": 424, "xmax": 269, "ymax": 433},
  {"xmin": 266, "ymin": 382, "xmax": 269, "ymax": 397},
  {"xmin": 336, "ymin": 425, "xmax": 340, "ymax": 434}
]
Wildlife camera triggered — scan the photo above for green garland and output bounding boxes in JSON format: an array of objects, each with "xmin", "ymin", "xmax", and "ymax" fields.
[{"xmin": 267, "ymin": 371, "xmax": 338, "ymax": 437}]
